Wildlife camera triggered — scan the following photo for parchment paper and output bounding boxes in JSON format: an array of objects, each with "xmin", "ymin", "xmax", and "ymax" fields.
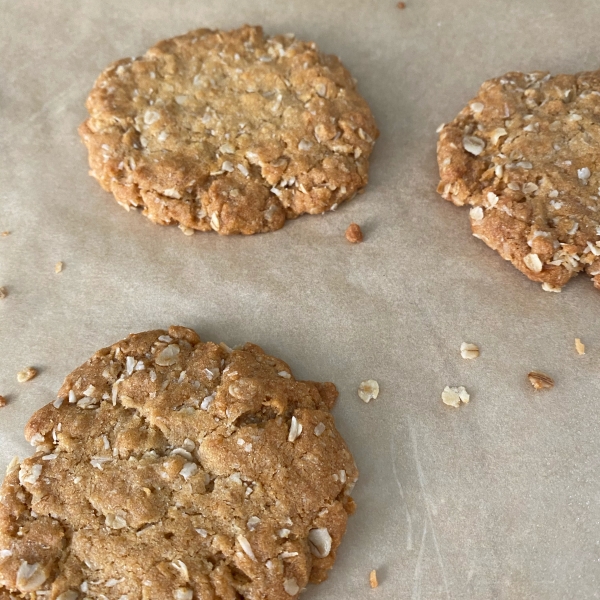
[{"xmin": 1, "ymin": 1, "xmax": 600, "ymax": 598}]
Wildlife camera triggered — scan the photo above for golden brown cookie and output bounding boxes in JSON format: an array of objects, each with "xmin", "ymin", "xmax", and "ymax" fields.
[
  {"xmin": 0, "ymin": 327, "xmax": 358, "ymax": 599},
  {"xmin": 79, "ymin": 25, "xmax": 378, "ymax": 235},
  {"xmin": 437, "ymin": 70, "xmax": 600, "ymax": 291}
]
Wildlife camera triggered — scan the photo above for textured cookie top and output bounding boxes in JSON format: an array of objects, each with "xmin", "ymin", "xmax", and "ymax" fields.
[
  {"xmin": 79, "ymin": 25, "xmax": 378, "ymax": 235},
  {"xmin": 438, "ymin": 70, "xmax": 600, "ymax": 291},
  {"xmin": 0, "ymin": 327, "xmax": 358, "ymax": 599}
]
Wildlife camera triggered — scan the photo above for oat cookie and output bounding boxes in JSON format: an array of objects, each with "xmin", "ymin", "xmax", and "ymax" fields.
[
  {"xmin": 437, "ymin": 70, "xmax": 600, "ymax": 291},
  {"xmin": 0, "ymin": 326, "xmax": 358, "ymax": 599},
  {"xmin": 79, "ymin": 25, "xmax": 378, "ymax": 235}
]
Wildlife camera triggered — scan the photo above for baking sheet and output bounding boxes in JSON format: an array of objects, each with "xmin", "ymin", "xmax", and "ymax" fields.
[{"xmin": 1, "ymin": 0, "xmax": 600, "ymax": 597}]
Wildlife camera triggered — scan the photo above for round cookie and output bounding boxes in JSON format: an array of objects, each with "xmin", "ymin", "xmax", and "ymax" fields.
[
  {"xmin": 437, "ymin": 69, "xmax": 600, "ymax": 291},
  {"xmin": 79, "ymin": 25, "xmax": 378, "ymax": 235},
  {"xmin": 0, "ymin": 327, "xmax": 358, "ymax": 599}
]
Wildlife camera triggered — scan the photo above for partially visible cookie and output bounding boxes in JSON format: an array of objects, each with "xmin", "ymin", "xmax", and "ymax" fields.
[
  {"xmin": 437, "ymin": 70, "xmax": 600, "ymax": 291},
  {"xmin": 80, "ymin": 25, "xmax": 378, "ymax": 235},
  {"xmin": 0, "ymin": 326, "xmax": 358, "ymax": 599}
]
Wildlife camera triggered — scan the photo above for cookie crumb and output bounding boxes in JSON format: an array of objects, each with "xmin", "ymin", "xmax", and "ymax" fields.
[
  {"xmin": 528, "ymin": 371, "xmax": 554, "ymax": 391},
  {"xmin": 370, "ymin": 569, "xmax": 378, "ymax": 588},
  {"xmin": 460, "ymin": 342, "xmax": 479, "ymax": 359},
  {"xmin": 55, "ymin": 262, "xmax": 64, "ymax": 273},
  {"xmin": 345, "ymin": 223, "xmax": 363, "ymax": 244},
  {"xmin": 397, "ymin": 1, "xmax": 406, "ymax": 8},
  {"xmin": 0, "ymin": 287, "xmax": 7, "ymax": 299},
  {"xmin": 575, "ymin": 338, "xmax": 585, "ymax": 355},
  {"xmin": 1, "ymin": 231, "xmax": 10, "ymax": 237},
  {"xmin": 0, "ymin": 396, "xmax": 6, "ymax": 407},
  {"xmin": 17, "ymin": 367, "xmax": 37, "ymax": 383},
  {"xmin": 358, "ymin": 380, "xmax": 379, "ymax": 402},
  {"xmin": 442, "ymin": 385, "xmax": 470, "ymax": 407}
]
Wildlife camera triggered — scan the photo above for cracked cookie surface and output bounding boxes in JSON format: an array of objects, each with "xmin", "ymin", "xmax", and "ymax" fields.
[
  {"xmin": 79, "ymin": 25, "xmax": 378, "ymax": 235},
  {"xmin": 437, "ymin": 69, "xmax": 600, "ymax": 291},
  {"xmin": 0, "ymin": 326, "xmax": 358, "ymax": 599}
]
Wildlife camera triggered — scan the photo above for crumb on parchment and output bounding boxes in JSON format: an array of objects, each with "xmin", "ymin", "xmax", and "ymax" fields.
[
  {"xmin": 358, "ymin": 380, "xmax": 379, "ymax": 402},
  {"xmin": 17, "ymin": 367, "xmax": 37, "ymax": 383},
  {"xmin": 460, "ymin": 342, "xmax": 479, "ymax": 359},
  {"xmin": 345, "ymin": 223, "xmax": 363, "ymax": 243},
  {"xmin": 528, "ymin": 371, "xmax": 554, "ymax": 391},
  {"xmin": 442, "ymin": 386, "xmax": 470, "ymax": 407},
  {"xmin": 370, "ymin": 569, "xmax": 378, "ymax": 588}
]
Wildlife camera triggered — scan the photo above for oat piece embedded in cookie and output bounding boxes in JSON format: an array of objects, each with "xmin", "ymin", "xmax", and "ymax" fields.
[
  {"xmin": 79, "ymin": 25, "xmax": 378, "ymax": 235},
  {"xmin": 438, "ymin": 70, "xmax": 600, "ymax": 291},
  {"xmin": 0, "ymin": 326, "xmax": 358, "ymax": 599}
]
